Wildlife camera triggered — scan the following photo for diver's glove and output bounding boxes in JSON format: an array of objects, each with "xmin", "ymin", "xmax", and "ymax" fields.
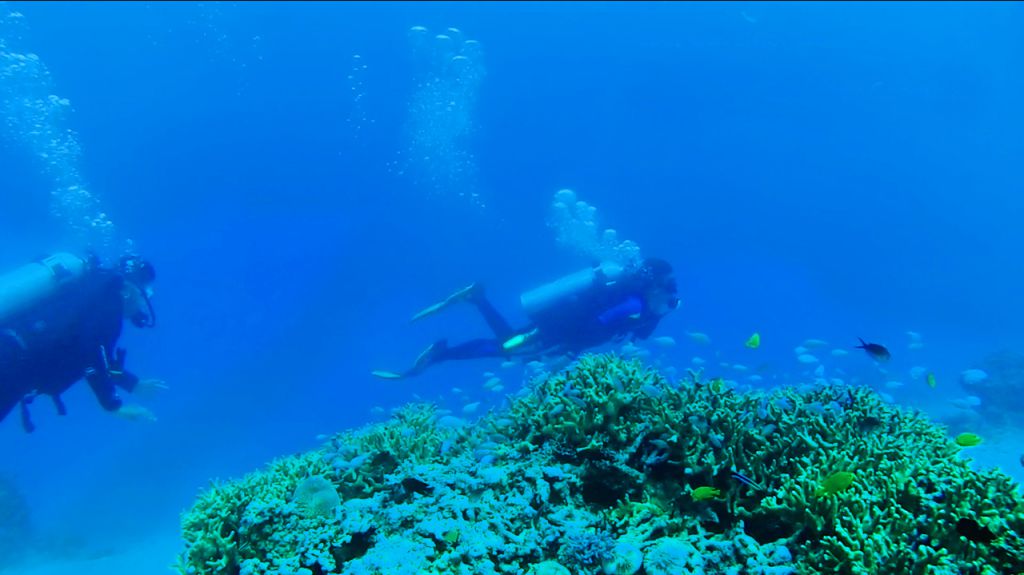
[
  {"xmin": 133, "ymin": 379, "xmax": 169, "ymax": 399},
  {"xmin": 114, "ymin": 404, "xmax": 157, "ymax": 423}
]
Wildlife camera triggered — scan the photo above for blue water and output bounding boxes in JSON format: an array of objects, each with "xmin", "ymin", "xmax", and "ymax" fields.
[{"xmin": 1, "ymin": 1, "xmax": 1022, "ymax": 570}]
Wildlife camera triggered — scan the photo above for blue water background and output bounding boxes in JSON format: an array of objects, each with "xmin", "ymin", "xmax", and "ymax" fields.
[{"xmin": 1, "ymin": 0, "xmax": 1022, "ymax": 557}]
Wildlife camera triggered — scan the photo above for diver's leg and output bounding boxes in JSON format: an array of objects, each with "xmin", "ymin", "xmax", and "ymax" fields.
[
  {"xmin": 0, "ymin": 335, "xmax": 33, "ymax": 431},
  {"xmin": 410, "ymin": 281, "xmax": 515, "ymax": 336},
  {"xmin": 0, "ymin": 336, "xmax": 31, "ymax": 428},
  {"xmin": 51, "ymin": 394, "xmax": 67, "ymax": 416},
  {"xmin": 468, "ymin": 290, "xmax": 515, "ymax": 340},
  {"xmin": 435, "ymin": 338, "xmax": 505, "ymax": 361},
  {"xmin": 0, "ymin": 385, "xmax": 21, "ymax": 426},
  {"xmin": 389, "ymin": 338, "xmax": 505, "ymax": 379},
  {"xmin": 411, "ymin": 282, "xmax": 485, "ymax": 322},
  {"xmin": 415, "ymin": 338, "xmax": 507, "ymax": 372},
  {"xmin": 18, "ymin": 393, "xmax": 35, "ymax": 433},
  {"xmin": 373, "ymin": 339, "xmax": 453, "ymax": 379}
]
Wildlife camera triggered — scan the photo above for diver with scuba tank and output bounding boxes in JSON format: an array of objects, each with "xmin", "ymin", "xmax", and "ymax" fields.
[
  {"xmin": 0, "ymin": 252, "xmax": 164, "ymax": 432},
  {"xmin": 372, "ymin": 257, "xmax": 680, "ymax": 380}
]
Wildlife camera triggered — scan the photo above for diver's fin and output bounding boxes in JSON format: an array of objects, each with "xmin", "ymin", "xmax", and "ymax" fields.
[
  {"xmin": 412, "ymin": 339, "xmax": 447, "ymax": 371},
  {"xmin": 371, "ymin": 370, "xmax": 404, "ymax": 380},
  {"xmin": 410, "ymin": 283, "xmax": 482, "ymax": 323},
  {"xmin": 410, "ymin": 301, "xmax": 448, "ymax": 323},
  {"xmin": 373, "ymin": 340, "xmax": 447, "ymax": 381}
]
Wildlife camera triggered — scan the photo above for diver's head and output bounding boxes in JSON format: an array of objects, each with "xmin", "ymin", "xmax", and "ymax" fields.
[
  {"xmin": 119, "ymin": 254, "xmax": 156, "ymax": 328},
  {"xmin": 120, "ymin": 254, "xmax": 155, "ymax": 288},
  {"xmin": 639, "ymin": 257, "xmax": 680, "ymax": 316}
]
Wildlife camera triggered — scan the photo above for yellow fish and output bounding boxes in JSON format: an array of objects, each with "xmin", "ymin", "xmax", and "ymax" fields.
[
  {"xmin": 745, "ymin": 332, "xmax": 761, "ymax": 349},
  {"xmin": 691, "ymin": 486, "xmax": 721, "ymax": 501},
  {"xmin": 815, "ymin": 471, "xmax": 855, "ymax": 497},
  {"xmin": 954, "ymin": 432, "xmax": 982, "ymax": 447},
  {"xmin": 708, "ymin": 377, "xmax": 728, "ymax": 394},
  {"xmin": 926, "ymin": 373, "xmax": 937, "ymax": 388}
]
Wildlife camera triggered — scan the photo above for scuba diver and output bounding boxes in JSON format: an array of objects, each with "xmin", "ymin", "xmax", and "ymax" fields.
[
  {"xmin": 373, "ymin": 257, "xmax": 680, "ymax": 380},
  {"xmin": 0, "ymin": 252, "xmax": 163, "ymax": 432}
]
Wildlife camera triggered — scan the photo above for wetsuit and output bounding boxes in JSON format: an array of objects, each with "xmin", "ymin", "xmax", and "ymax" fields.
[
  {"xmin": 433, "ymin": 273, "xmax": 663, "ymax": 364},
  {"xmin": 0, "ymin": 268, "xmax": 138, "ymax": 432}
]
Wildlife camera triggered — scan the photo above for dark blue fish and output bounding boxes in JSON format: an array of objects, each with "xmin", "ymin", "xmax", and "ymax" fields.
[{"xmin": 855, "ymin": 338, "xmax": 891, "ymax": 362}]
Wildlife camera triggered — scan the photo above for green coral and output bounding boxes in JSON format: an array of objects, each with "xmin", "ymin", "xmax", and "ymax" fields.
[
  {"xmin": 177, "ymin": 403, "xmax": 460, "ymax": 575},
  {"xmin": 177, "ymin": 353, "xmax": 1024, "ymax": 575}
]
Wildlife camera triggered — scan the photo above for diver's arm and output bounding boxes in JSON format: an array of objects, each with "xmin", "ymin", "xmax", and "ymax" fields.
[
  {"xmin": 596, "ymin": 295, "xmax": 645, "ymax": 326},
  {"xmin": 112, "ymin": 369, "xmax": 140, "ymax": 392},
  {"xmin": 85, "ymin": 369, "xmax": 122, "ymax": 411},
  {"xmin": 89, "ymin": 347, "xmax": 159, "ymax": 422},
  {"xmin": 109, "ymin": 347, "xmax": 139, "ymax": 392},
  {"xmin": 84, "ymin": 345, "xmax": 123, "ymax": 412},
  {"xmin": 109, "ymin": 346, "xmax": 167, "ymax": 397}
]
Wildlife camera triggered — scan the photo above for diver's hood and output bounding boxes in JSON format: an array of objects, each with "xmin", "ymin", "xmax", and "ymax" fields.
[
  {"xmin": 119, "ymin": 254, "xmax": 156, "ymax": 328},
  {"xmin": 126, "ymin": 282, "xmax": 156, "ymax": 328}
]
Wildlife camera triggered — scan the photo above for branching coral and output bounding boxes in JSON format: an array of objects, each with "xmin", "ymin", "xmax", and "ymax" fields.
[{"xmin": 177, "ymin": 354, "xmax": 1024, "ymax": 575}]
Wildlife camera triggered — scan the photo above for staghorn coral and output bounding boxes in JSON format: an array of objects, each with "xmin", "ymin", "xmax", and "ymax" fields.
[{"xmin": 178, "ymin": 354, "xmax": 1024, "ymax": 575}]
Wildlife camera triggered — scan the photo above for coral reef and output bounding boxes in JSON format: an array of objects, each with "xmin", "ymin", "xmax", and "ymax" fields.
[{"xmin": 177, "ymin": 354, "xmax": 1024, "ymax": 575}]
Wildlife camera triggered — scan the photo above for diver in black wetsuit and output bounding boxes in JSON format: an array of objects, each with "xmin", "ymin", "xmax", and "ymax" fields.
[
  {"xmin": 0, "ymin": 252, "xmax": 161, "ymax": 432},
  {"xmin": 373, "ymin": 258, "xmax": 680, "ymax": 379}
]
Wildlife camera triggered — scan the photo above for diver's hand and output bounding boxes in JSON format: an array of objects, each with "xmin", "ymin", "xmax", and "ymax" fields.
[
  {"xmin": 114, "ymin": 404, "xmax": 157, "ymax": 423},
  {"xmin": 112, "ymin": 347, "xmax": 127, "ymax": 370},
  {"xmin": 133, "ymin": 379, "xmax": 168, "ymax": 399}
]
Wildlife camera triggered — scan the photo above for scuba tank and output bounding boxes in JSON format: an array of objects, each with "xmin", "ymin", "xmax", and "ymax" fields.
[
  {"xmin": 520, "ymin": 261, "xmax": 627, "ymax": 320},
  {"xmin": 0, "ymin": 252, "xmax": 91, "ymax": 326}
]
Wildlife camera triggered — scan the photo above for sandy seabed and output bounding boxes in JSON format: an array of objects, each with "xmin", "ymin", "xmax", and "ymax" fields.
[{"xmin": 12, "ymin": 531, "xmax": 181, "ymax": 575}]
